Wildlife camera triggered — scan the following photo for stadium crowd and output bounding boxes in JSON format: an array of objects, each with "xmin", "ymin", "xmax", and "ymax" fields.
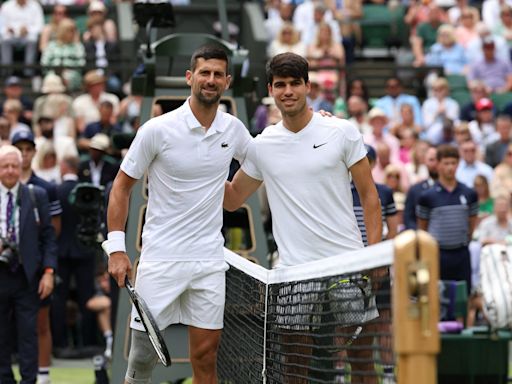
[{"xmin": 0, "ymin": 0, "xmax": 511, "ymax": 382}]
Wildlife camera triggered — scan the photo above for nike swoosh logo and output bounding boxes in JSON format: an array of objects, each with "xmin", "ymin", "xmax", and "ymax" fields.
[{"xmin": 313, "ymin": 143, "xmax": 328, "ymax": 149}]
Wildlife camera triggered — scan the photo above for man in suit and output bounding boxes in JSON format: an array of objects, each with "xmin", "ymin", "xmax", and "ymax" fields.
[
  {"xmin": 485, "ymin": 115, "xmax": 512, "ymax": 168},
  {"xmin": 51, "ymin": 155, "xmax": 98, "ymax": 353},
  {"xmin": 78, "ymin": 133, "xmax": 119, "ymax": 187},
  {"xmin": 0, "ymin": 145, "xmax": 57, "ymax": 384}
]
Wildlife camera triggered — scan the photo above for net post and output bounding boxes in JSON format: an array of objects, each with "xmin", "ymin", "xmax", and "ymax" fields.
[{"xmin": 393, "ymin": 230, "xmax": 440, "ymax": 384}]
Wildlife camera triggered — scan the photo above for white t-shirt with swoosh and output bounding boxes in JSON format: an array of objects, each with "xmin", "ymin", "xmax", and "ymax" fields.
[{"xmin": 242, "ymin": 113, "xmax": 365, "ymax": 267}]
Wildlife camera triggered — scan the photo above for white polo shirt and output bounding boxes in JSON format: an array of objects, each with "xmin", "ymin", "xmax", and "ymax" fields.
[
  {"xmin": 242, "ymin": 113, "xmax": 365, "ymax": 267},
  {"xmin": 121, "ymin": 99, "xmax": 250, "ymax": 262}
]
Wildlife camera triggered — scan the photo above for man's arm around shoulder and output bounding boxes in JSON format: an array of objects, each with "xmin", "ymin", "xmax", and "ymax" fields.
[
  {"xmin": 350, "ymin": 157, "xmax": 382, "ymax": 245},
  {"xmin": 224, "ymin": 169, "xmax": 262, "ymax": 212}
]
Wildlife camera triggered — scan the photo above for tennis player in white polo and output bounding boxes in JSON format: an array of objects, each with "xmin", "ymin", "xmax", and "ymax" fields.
[
  {"xmin": 103, "ymin": 45, "xmax": 251, "ymax": 384},
  {"xmin": 223, "ymin": 52, "xmax": 383, "ymax": 383}
]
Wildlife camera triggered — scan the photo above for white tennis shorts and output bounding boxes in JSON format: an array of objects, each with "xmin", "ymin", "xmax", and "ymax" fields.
[{"xmin": 130, "ymin": 260, "xmax": 229, "ymax": 331}]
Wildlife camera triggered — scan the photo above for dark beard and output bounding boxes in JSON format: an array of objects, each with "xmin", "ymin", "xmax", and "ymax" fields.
[
  {"xmin": 197, "ymin": 89, "xmax": 221, "ymax": 106},
  {"xmin": 41, "ymin": 130, "xmax": 53, "ymax": 139}
]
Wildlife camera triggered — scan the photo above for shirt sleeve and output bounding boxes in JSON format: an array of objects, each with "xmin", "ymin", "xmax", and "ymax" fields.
[
  {"xmin": 120, "ymin": 120, "xmax": 159, "ymax": 180},
  {"xmin": 340, "ymin": 120, "xmax": 366, "ymax": 168},
  {"xmin": 416, "ymin": 191, "xmax": 431, "ymax": 220},
  {"xmin": 240, "ymin": 139, "xmax": 263, "ymax": 181},
  {"xmin": 233, "ymin": 119, "xmax": 251, "ymax": 164}
]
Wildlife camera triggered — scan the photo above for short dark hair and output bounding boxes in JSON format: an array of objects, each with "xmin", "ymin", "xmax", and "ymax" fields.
[
  {"xmin": 266, "ymin": 52, "xmax": 309, "ymax": 85},
  {"xmin": 436, "ymin": 144, "xmax": 459, "ymax": 161},
  {"xmin": 190, "ymin": 45, "xmax": 229, "ymax": 73}
]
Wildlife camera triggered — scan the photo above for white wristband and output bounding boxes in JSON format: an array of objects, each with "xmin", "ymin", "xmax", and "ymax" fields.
[{"xmin": 102, "ymin": 231, "xmax": 126, "ymax": 256}]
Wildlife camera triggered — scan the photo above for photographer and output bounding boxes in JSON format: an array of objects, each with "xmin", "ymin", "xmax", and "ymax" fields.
[
  {"xmin": 0, "ymin": 145, "xmax": 57, "ymax": 384},
  {"xmin": 51, "ymin": 156, "xmax": 98, "ymax": 355}
]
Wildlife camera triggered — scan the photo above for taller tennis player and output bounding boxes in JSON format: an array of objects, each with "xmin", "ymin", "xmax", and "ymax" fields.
[
  {"xmin": 224, "ymin": 52, "xmax": 382, "ymax": 383},
  {"xmin": 103, "ymin": 45, "xmax": 251, "ymax": 384}
]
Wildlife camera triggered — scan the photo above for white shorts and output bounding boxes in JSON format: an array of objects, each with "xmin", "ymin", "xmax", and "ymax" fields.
[{"xmin": 130, "ymin": 260, "xmax": 229, "ymax": 331}]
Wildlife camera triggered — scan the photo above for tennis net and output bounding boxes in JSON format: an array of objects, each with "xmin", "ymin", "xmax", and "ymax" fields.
[{"xmin": 219, "ymin": 242, "xmax": 395, "ymax": 384}]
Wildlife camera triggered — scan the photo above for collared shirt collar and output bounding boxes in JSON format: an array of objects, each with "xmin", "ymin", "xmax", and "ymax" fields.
[
  {"xmin": 182, "ymin": 97, "xmax": 226, "ymax": 133},
  {"xmin": 62, "ymin": 174, "xmax": 79, "ymax": 182},
  {"xmin": 0, "ymin": 182, "xmax": 20, "ymax": 197}
]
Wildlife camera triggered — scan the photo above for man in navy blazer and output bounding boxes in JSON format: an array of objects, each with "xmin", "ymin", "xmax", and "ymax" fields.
[{"xmin": 0, "ymin": 145, "xmax": 57, "ymax": 384}]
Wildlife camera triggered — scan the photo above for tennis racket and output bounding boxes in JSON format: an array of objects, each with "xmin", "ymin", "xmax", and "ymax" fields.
[{"xmin": 124, "ymin": 276, "xmax": 171, "ymax": 366}]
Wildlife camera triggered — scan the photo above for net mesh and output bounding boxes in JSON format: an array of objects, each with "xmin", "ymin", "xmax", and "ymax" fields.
[{"xmin": 219, "ymin": 242, "xmax": 394, "ymax": 384}]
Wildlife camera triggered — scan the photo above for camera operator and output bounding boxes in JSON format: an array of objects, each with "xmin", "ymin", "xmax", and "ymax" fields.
[
  {"xmin": 0, "ymin": 145, "xmax": 57, "ymax": 384},
  {"xmin": 51, "ymin": 155, "xmax": 98, "ymax": 356},
  {"xmin": 12, "ymin": 130, "xmax": 62, "ymax": 384}
]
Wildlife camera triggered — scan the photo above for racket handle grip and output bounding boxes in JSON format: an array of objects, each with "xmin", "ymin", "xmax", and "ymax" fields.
[{"xmin": 124, "ymin": 275, "xmax": 131, "ymax": 288}]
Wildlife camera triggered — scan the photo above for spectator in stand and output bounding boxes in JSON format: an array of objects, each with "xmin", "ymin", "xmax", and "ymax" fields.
[
  {"xmin": 251, "ymin": 96, "xmax": 282, "ymax": 136},
  {"xmin": 397, "ymin": 127, "xmax": 417, "ymax": 165},
  {"xmin": 410, "ymin": 4, "xmax": 447, "ymax": 68},
  {"xmin": 375, "ymin": 77, "xmax": 422, "ymax": 127},
  {"xmin": 485, "ymin": 114, "xmax": 512, "ymax": 167},
  {"xmin": 469, "ymin": 97, "xmax": 498, "ymax": 150},
  {"xmin": 364, "ymin": 107, "xmax": 401, "ymax": 164},
  {"xmin": 325, "ymin": 0, "xmax": 362, "ymax": 64},
  {"xmin": 405, "ymin": 0, "xmax": 445, "ymax": 37},
  {"xmin": 456, "ymin": 139, "xmax": 494, "ymax": 187},
  {"xmin": 390, "ymin": 103, "xmax": 423, "ymax": 138},
  {"xmin": 298, "ymin": 2, "xmax": 341, "ymax": 47},
  {"xmin": 34, "ymin": 115, "xmax": 78, "ymax": 165},
  {"xmin": 372, "ymin": 141, "xmax": 411, "ymax": 192},
  {"xmin": 82, "ymin": 1, "xmax": 117, "ymax": 43},
  {"xmin": 264, "ymin": 1, "xmax": 294, "ymax": 42},
  {"xmin": 460, "ymin": 80, "xmax": 492, "ymax": 122},
  {"xmin": 32, "ymin": 73, "xmax": 75, "ymax": 140},
  {"xmin": 73, "ymin": 70, "xmax": 120, "ymax": 135},
  {"xmin": 84, "ymin": 19, "xmax": 121, "ymax": 91},
  {"xmin": 39, "ymin": 5, "xmax": 76, "ymax": 52},
  {"xmin": 40, "ymin": 18, "xmax": 86, "ymax": 93},
  {"xmin": 417, "ymin": 144, "xmax": 478, "ymax": 294},
  {"xmin": 473, "ymin": 174, "xmax": 494, "ymax": 220},
  {"xmin": 422, "ymin": 77, "xmax": 461, "ymax": 143},
  {"xmin": 490, "ymin": 142, "xmax": 512, "ymax": 196},
  {"xmin": 118, "ymin": 82, "xmax": 142, "ymax": 134},
  {"xmin": 78, "ymin": 100, "xmax": 122, "ymax": 153},
  {"xmin": 78, "ymin": 133, "xmax": 119, "ymax": 187},
  {"xmin": 0, "ymin": 0, "xmax": 44, "ymax": 77},
  {"xmin": 306, "ymin": 21, "xmax": 345, "ymax": 96},
  {"xmin": 467, "ymin": 36, "xmax": 512, "ymax": 94},
  {"xmin": 333, "ymin": 78, "xmax": 373, "ymax": 118},
  {"xmin": 347, "ymin": 95, "xmax": 371, "ymax": 135},
  {"xmin": 267, "ymin": 22, "xmax": 306, "ymax": 58},
  {"xmin": 4, "ymin": 99, "xmax": 30, "ymax": 140},
  {"xmin": 454, "ymin": 8, "xmax": 479, "ymax": 48},
  {"xmin": 404, "ymin": 144, "xmax": 438, "ymax": 229},
  {"xmin": 307, "ymin": 75, "xmax": 333, "ymax": 112},
  {"xmin": 405, "ymin": 139, "xmax": 431, "ymax": 184},
  {"xmin": 0, "ymin": 117, "xmax": 11, "ymax": 144},
  {"xmin": 32, "ymin": 140, "xmax": 60, "ymax": 185},
  {"xmin": 493, "ymin": 5, "xmax": 512, "ymax": 57},
  {"xmin": 0, "ymin": 76, "xmax": 33, "ymax": 126},
  {"xmin": 425, "ymin": 24, "xmax": 468, "ymax": 75},
  {"xmin": 447, "ymin": 0, "xmax": 478, "ymax": 26},
  {"xmin": 454, "ymin": 122, "xmax": 473, "ymax": 145},
  {"xmin": 482, "ymin": 0, "xmax": 512, "ymax": 32},
  {"xmin": 384, "ymin": 164, "xmax": 407, "ymax": 207},
  {"xmin": 466, "ymin": 23, "xmax": 511, "ymax": 66},
  {"xmin": 477, "ymin": 194, "xmax": 512, "ymax": 246}
]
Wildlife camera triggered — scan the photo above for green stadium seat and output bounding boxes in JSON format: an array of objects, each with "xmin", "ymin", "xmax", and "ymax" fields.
[
  {"xmin": 361, "ymin": 4, "xmax": 407, "ymax": 49},
  {"xmin": 446, "ymin": 74, "xmax": 468, "ymax": 92},
  {"xmin": 451, "ymin": 89, "xmax": 472, "ymax": 107},
  {"xmin": 491, "ymin": 92, "xmax": 512, "ymax": 113}
]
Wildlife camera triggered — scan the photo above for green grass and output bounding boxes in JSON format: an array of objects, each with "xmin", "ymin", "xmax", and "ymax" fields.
[{"xmin": 15, "ymin": 367, "xmax": 95, "ymax": 384}]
